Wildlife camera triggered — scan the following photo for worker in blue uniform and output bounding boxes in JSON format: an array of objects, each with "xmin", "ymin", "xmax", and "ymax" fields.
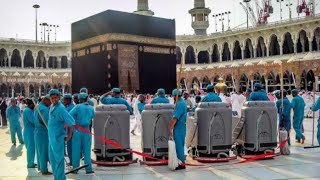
[
  {"xmin": 201, "ymin": 84, "xmax": 222, "ymax": 102},
  {"xmin": 6, "ymin": 98, "xmax": 24, "ymax": 146},
  {"xmin": 48, "ymin": 89, "xmax": 75, "ymax": 180},
  {"xmin": 100, "ymin": 88, "xmax": 133, "ymax": 115},
  {"xmin": 63, "ymin": 93, "xmax": 75, "ymax": 165},
  {"xmin": 248, "ymin": 83, "xmax": 269, "ymax": 101},
  {"xmin": 291, "ymin": 89, "xmax": 306, "ymax": 144},
  {"xmin": 312, "ymin": 95, "xmax": 320, "ymax": 145},
  {"xmin": 34, "ymin": 95, "xmax": 52, "ymax": 175},
  {"xmin": 151, "ymin": 88, "xmax": 169, "ymax": 104},
  {"xmin": 80, "ymin": 87, "xmax": 94, "ymax": 106},
  {"xmin": 169, "ymin": 89, "xmax": 187, "ymax": 170},
  {"xmin": 69, "ymin": 93, "xmax": 95, "ymax": 174},
  {"xmin": 191, "ymin": 95, "xmax": 202, "ymax": 112},
  {"xmin": 73, "ymin": 94, "xmax": 79, "ymax": 104},
  {"xmin": 23, "ymin": 98, "xmax": 36, "ymax": 168},
  {"xmin": 275, "ymin": 90, "xmax": 292, "ymax": 145}
]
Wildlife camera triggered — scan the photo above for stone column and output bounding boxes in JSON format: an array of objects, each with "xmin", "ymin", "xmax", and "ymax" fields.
[
  {"xmin": 46, "ymin": 54, "xmax": 49, "ymax": 68},
  {"xmin": 8, "ymin": 55, "xmax": 11, "ymax": 67},
  {"xmin": 195, "ymin": 53, "xmax": 199, "ymax": 64},
  {"xmin": 316, "ymin": 37, "xmax": 320, "ymax": 51},
  {"xmin": 38, "ymin": 87, "xmax": 41, "ymax": 97},
  {"xmin": 34, "ymin": 56, "xmax": 37, "ymax": 68},
  {"xmin": 230, "ymin": 50, "xmax": 234, "ymax": 61},
  {"xmin": 241, "ymin": 49, "xmax": 244, "ymax": 60},
  {"xmin": 293, "ymin": 41, "xmax": 297, "ymax": 54},
  {"xmin": 265, "ymin": 79, "xmax": 268, "ymax": 93},
  {"xmin": 266, "ymin": 47, "xmax": 270, "ymax": 57},
  {"xmin": 253, "ymin": 46, "xmax": 257, "ymax": 58},
  {"xmin": 309, "ymin": 38, "xmax": 313, "ymax": 52},
  {"xmin": 208, "ymin": 53, "xmax": 212, "ymax": 63},
  {"xmin": 279, "ymin": 41, "xmax": 283, "ymax": 55},
  {"xmin": 11, "ymin": 88, "xmax": 14, "ymax": 97},
  {"xmin": 295, "ymin": 75, "xmax": 301, "ymax": 89},
  {"xmin": 219, "ymin": 50, "xmax": 223, "ymax": 62}
]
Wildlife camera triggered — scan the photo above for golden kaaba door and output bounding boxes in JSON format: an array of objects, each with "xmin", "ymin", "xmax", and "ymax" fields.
[{"xmin": 118, "ymin": 44, "xmax": 140, "ymax": 91}]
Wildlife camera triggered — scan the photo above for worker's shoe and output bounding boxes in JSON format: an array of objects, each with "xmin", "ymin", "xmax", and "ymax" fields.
[
  {"xmin": 86, "ymin": 171, "xmax": 95, "ymax": 174},
  {"xmin": 301, "ymin": 137, "xmax": 305, "ymax": 144},
  {"xmin": 42, "ymin": 172, "xmax": 53, "ymax": 176},
  {"xmin": 175, "ymin": 165, "xmax": 186, "ymax": 170}
]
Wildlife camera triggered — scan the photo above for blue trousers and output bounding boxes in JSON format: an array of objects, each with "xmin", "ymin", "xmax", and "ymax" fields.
[
  {"xmin": 293, "ymin": 116, "xmax": 305, "ymax": 140},
  {"xmin": 72, "ymin": 129, "xmax": 92, "ymax": 173},
  {"xmin": 49, "ymin": 136, "xmax": 66, "ymax": 180},
  {"xmin": 23, "ymin": 127, "xmax": 35, "ymax": 167},
  {"xmin": 9, "ymin": 121, "xmax": 24, "ymax": 144},
  {"xmin": 35, "ymin": 129, "xmax": 49, "ymax": 173},
  {"xmin": 173, "ymin": 127, "xmax": 186, "ymax": 163}
]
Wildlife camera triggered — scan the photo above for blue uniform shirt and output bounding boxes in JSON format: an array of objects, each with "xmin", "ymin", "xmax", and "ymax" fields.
[
  {"xmin": 151, "ymin": 96, "xmax": 169, "ymax": 104},
  {"xmin": 100, "ymin": 96, "xmax": 133, "ymax": 115},
  {"xmin": 248, "ymin": 90, "xmax": 270, "ymax": 101},
  {"xmin": 291, "ymin": 95, "xmax": 305, "ymax": 119},
  {"xmin": 48, "ymin": 102, "xmax": 75, "ymax": 141},
  {"xmin": 173, "ymin": 99, "xmax": 187, "ymax": 130},
  {"xmin": 137, "ymin": 102, "xmax": 146, "ymax": 114},
  {"xmin": 34, "ymin": 102, "xmax": 49, "ymax": 131},
  {"xmin": 201, "ymin": 92, "xmax": 222, "ymax": 102},
  {"xmin": 276, "ymin": 97, "xmax": 292, "ymax": 130},
  {"xmin": 69, "ymin": 103, "xmax": 95, "ymax": 128},
  {"xmin": 64, "ymin": 103, "xmax": 75, "ymax": 112},
  {"xmin": 6, "ymin": 105, "xmax": 21, "ymax": 124},
  {"xmin": 23, "ymin": 107, "xmax": 35, "ymax": 129}
]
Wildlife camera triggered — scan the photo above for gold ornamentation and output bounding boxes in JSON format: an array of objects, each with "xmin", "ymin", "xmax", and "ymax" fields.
[
  {"xmin": 90, "ymin": 46, "xmax": 101, "ymax": 54},
  {"xmin": 72, "ymin": 33, "xmax": 176, "ymax": 50},
  {"xmin": 77, "ymin": 49, "xmax": 86, "ymax": 57},
  {"xmin": 143, "ymin": 46, "xmax": 171, "ymax": 54},
  {"xmin": 106, "ymin": 43, "xmax": 113, "ymax": 51}
]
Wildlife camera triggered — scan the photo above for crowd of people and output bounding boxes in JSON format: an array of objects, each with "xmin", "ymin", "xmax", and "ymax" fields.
[{"xmin": 0, "ymin": 83, "xmax": 320, "ymax": 179}]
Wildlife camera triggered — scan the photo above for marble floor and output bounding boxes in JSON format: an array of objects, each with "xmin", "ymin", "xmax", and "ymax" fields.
[{"xmin": 0, "ymin": 117, "xmax": 319, "ymax": 180}]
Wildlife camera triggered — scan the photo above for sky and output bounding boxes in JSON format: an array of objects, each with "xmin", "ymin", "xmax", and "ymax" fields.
[{"xmin": 0, "ymin": 0, "xmax": 318, "ymax": 41}]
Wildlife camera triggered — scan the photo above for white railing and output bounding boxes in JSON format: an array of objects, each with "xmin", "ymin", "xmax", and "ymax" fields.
[
  {"xmin": 0, "ymin": 67, "xmax": 71, "ymax": 73},
  {"xmin": 0, "ymin": 37, "xmax": 70, "ymax": 45},
  {"xmin": 177, "ymin": 13, "xmax": 320, "ymax": 40}
]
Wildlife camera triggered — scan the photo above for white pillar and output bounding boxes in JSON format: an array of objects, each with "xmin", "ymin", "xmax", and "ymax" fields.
[
  {"xmin": 241, "ymin": 49, "xmax": 245, "ymax": 60},
  {"xmin": 195, "ymin": 53, "xmax": 199, "ymax": 64},
  {"xmin": 279, "ymin": 41, "xmax": 283, "ymax": 55},
  {"xmin": 208, "ymin": 53, "xmax": 212, "ymax": 63},
  {"xmin": 11, "ymin": 88, "xmax": 14, "ymax": 97},
  {"xmin": 309, "ymin": 39, "xmax": 313, "ymax": 52},
  {"xmin": 230, "ymin": 50, "xmax": 234, "ymax": 61},
  {"xmin": 294, "ymin": 41, "xmax": 297, "ymax": 54},
  {"xmin": 251, "ymin": 80, "xmax": 254, "ymax": 89},
  {"xmin": 34, "ymin": 56, "xmax": 37, "ymax": 68},
  {"xmin": 8, "ymin": 55, "xmax": 11, "ymax": 67},
  {"xmin": 219, "ymin": 51, "xmax": 223, "ymax": 62},
  {"xmin": 38, "ymin": 88, "xmax": 41, "ymax": 97},
  {"xmin": 265, "ymin": 79, "xmax": 268, "ymax": 93}
]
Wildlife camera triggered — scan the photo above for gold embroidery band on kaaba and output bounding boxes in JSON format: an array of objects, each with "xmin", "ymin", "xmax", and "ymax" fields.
[{"xmin": 72, "ymin": 33, "xmax": 176, "ymax": 50}]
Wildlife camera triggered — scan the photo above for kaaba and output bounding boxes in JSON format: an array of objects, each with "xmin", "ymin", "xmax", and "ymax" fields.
[{"xmin": 71, "ymin": 10, "xmax": 176, "ymax": 94}]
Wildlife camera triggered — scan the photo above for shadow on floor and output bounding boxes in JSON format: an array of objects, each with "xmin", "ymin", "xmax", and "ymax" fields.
[{"xmin": 5, "ymin": 144, "xmax": 23, "ymax": 160}]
